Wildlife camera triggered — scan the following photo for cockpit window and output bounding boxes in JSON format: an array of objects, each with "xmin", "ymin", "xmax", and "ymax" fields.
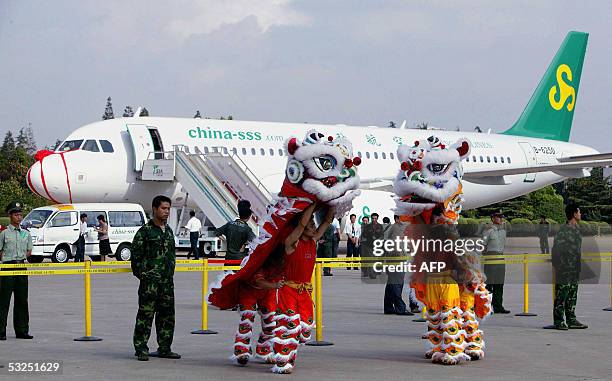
[
  {"xmin": 82, "ymin": 140, "xmax": 100, "ymax": 152},
  {"xmin": 100, "ymin": 140, "xmax": 114, "ymax": 153},
  {"xmin": 58, "ymin": 140, "xmax": 83, "ymax": 152}
]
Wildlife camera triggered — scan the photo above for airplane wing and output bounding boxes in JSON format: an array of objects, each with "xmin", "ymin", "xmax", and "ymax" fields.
[
  {"xmin": 464, "ymin": 157, "xmax": 612, "ymax": 181},
  {"xmin": 360, "ymin": 154, "xmax": 612, "ymax": 189}
]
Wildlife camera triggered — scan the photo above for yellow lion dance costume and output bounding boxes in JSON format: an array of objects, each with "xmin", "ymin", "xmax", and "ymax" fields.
[{"xmin": 393, "ymin": 136, "xmax": 492, "ymax": 365}]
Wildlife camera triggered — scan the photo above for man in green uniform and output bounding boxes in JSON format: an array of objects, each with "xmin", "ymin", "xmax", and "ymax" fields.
[
  {"xmin": 215, "ymin": 200, "xmax": 256, "ymax": 261},
  {"xmin": 538, "ymin": 216, "xmax": 550, "ymax": 254},
  {"xmin": 131, "ymin": 195, "xmax": 180, "ymax": 361},
  {"xmin": 483, "ymin": 210, "xmax": 510, "ymax": 314},
  {"xmin": 0, "ymin": 201, "xmax": 33, "ymax": 340},
  {"xmin": 551, "ymin": 204, "xmax": 588, "ymax": 330},
  {"xmin": 317, "ymin": 224, "xmax": 335, "ymax": 276}
]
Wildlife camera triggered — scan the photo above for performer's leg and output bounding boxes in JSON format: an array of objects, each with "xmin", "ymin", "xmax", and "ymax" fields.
[
  {"xmin": 461, "ymin": 292, "xmax": 485, "ymax": 360},
  {"xmin": 272, "ymin": 289, "xmax": 300, "ymax": 374},
  {"xmin": 233, "ymin": 304, "xmax": 257, "ymax": 365},
  {"xmin": 255, "ymin": 307, "xmax": 277, "ymax": 363}
]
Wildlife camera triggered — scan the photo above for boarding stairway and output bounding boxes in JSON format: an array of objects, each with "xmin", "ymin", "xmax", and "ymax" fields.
[{"xmin": 140, "ymin": 146, "xmax": 271, "ymax": 232}]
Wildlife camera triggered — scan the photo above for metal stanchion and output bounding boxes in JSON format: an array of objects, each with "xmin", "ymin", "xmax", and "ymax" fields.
[
  {"xmin": 604, "ymin": 258, "xmax": 612, "ymax": 311},
  {"xmin": 75, "ymin": 261, "xmax": 102, "ymax": 341},
  {"xmin": 192, "ymin": 258, "xmax": 217, "ymax": 334},
  {"xmin": 306, "ymin": 263, "xmax": 333, "ymax": 346},
  {"xmin": 516, "ymin": 254, "xmax": 537, "ymax": 317}
]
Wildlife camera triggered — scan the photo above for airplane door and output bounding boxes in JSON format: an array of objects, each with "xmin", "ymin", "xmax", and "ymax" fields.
[
  {"xmin": 518, "ymin": 142, "xmax": 536, "ymax": 182},
  {"xmin": 127, "ymin": 124, "xmax": 154, "ymax": 171}
]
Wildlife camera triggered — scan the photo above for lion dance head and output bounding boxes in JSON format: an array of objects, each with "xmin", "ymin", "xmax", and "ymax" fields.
[
  {"xmin": 393, "ymin": 136, "xmax": 470, "ymax": 223},
  {"xmin": 283, "ymin": 129, "xmax": 362, "ymax": 215}
]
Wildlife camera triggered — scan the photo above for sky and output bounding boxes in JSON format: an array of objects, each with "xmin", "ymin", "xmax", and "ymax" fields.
[{"xmin": 1, "ymin": 0, "xmax": 611, "ymax": 152}]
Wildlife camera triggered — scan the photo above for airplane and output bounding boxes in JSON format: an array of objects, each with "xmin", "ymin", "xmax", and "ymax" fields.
[{"xmin": 25, "ymin": 31, "xmax": 612, "ymax": 230}]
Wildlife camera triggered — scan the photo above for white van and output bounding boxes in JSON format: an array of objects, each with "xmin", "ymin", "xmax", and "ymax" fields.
[{"xmin": 23, "ymin": 203, "xmax": 147, "ymax": 263}]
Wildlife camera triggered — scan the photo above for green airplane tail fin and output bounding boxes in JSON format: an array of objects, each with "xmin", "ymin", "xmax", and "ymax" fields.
[{"xmin": 502, "ymin": 31, "xmax": 588, "ymax": 141}]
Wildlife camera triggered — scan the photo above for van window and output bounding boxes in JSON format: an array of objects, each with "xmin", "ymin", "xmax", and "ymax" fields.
[
  {"xmin": 81, "ymin": 211, "xmax": 107, "ymax": 228},
  {"xmin": 50, "ymin": 211, "xmax": 78, "ymax": 227},
  {"xmin": 109, "ymin": 211, "xmax": 145, "ymax": 227},
  {"xmin": 82, "ymin": 140, "xmax": 100, "ymax": 152},
  {"xmin": 23, "ymin": 209, "xmax": 53, "ymax": 229},
  {"xmin": 99, "ymin": 140, "xmax": 114, "ymax": 153},
  {"xmin": 58, "ymin": 140, "xmax": 83, "ymax": 152}
]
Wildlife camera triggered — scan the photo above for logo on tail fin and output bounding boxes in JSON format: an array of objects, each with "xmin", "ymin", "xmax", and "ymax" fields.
[{"xmin": 548, "ymin": 64, "xmax": 576, "ymax": 111}]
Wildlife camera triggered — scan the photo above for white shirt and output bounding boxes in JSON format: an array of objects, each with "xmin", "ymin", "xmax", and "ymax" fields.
[
  {"xmin": 185, "ymin": 217, "xmax": 202, "ymax": 233},
  {"xmin": 343, "ymin": 221, "xmax": 361, "ymax": 239},
  {"xmin": 80, "ymin": 221, "xmax": 88, "ymax": 237},
  {"xmin": 332, "ymin": 219, "xmax": 340, "ymax": 233}
]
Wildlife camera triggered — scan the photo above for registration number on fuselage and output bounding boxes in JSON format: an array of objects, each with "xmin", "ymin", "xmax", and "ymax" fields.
[{"xmin": 532, "ymin": 146, "xmax": 556, "ymax": 155}]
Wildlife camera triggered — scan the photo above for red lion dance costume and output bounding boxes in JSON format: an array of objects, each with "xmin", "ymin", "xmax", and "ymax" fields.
[
  {"xmin": 209, "ymin": 129, "xmax": 361, "ymax": 373},
  {"xmin": 393, "ymin": 136, "xmax": 492, "ymax": 365}
]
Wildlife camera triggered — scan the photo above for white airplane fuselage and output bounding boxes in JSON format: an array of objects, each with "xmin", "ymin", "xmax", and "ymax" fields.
[{"xmin": 27, "ymin": 117, "xmax": 598, "ymax": 220}]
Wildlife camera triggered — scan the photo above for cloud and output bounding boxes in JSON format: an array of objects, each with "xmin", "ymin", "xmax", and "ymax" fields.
[{"xmin": 93, "ymin": 0, "xmax": 309, "ymax": 52}]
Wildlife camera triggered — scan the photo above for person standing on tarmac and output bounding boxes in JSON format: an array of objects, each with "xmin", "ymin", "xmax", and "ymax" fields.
[
  {"xmin": 184, "ymin": 210, "xmax": 202, "ymax": 260},
  {"xmin": 215, "ymin": 200, "xmax": 256, "ymax": 262},
  {"xmin": 131, "ymin": 195, "xmax": 180, "ymax": 361},
  {"xmin": 0, "ymin": 201, "xmax": 34, "ymax": 340},
  {"xmin": 482, "ymin": 210, "xmax": 510, "ymax": 314}
]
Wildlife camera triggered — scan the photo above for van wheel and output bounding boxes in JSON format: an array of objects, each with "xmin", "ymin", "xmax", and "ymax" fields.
[
  {"xmin": 116, "ymin": 244, "xmax": 132, "ymax": 261},
  {"xmin": 27, "ymin": 255, "xmax": 44, "ymax": 263},
  {"xmin": 52, "ymin": 245, "xmax": 71, "ymax": 263},
  {"xmin": 199, "ymin": 241, "xmax": 213, "ymax": 257}
]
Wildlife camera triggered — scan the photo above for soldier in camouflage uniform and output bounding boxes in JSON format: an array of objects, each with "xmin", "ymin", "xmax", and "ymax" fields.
[
  {"xmin": 131, "ymin": 196, "xmax": 181, "ymax": 361},
  {"xmin": 551, "ymin": 204, "xmax": 588, "ymax": 330}
]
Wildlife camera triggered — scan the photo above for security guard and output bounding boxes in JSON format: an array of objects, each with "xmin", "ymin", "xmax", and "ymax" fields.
[
  {"xmin": 317, "ymin": 224, "xmax": 335, "ymax": 276},
  {"xmin": 482, "ymin": 210, "xmax": 510, "ymax": 314},
  {"xmin": 131, "ymin": 195, "xmax": 180, "ymax": 361},
  {"xmin": 0, "ymin": 201, "xmax": 33, "ymax": 340},
  {"xmin": 551, "ymin": 204, "xmax": 588, "ymax": 330}
]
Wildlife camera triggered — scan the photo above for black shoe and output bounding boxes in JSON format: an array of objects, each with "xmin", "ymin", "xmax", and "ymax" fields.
[
  {"xmin": 353, "ymin": 267, "xmax": 358, "ymax": 270},
  {"xmin": 323, "ymin": 272, "xmax": 333, "ymax": 277},
  {"xmin": 410, "ymin": 307, "xmax": 421, "ymax": 314},
  {"xmin": 494, "ymin": 308, "xmax": 511, "ymax": 314},
  {"xmin": 396, "ymin": 310, "xmax": 415, "ymax": 316},
  {"xmin": 150, "ymin": 351, "xmax": 181, "ymax": 359},
  {"xmin": 554, "ymin": 322, "xmax": 569, "ymax": 330},
  {"xmin": 16, "ymin": 334, "xmax": 33, "ymax": 339},
  {"xmin": 0, "ymin": 335, "xmax": 6, "ymax": 340},
  {"xmin": 567, "ymin": 321, "xmax": 588, "ymax": 329}
]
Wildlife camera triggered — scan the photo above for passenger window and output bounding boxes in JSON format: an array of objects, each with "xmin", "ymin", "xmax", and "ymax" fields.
[
  {"xmin": 374, "ymin": 152, "xmax": 378, "ymax": 159},
  {"xmin": 472, "ymin": 155, "xmax": 476, "ymax": 162},
  {"xmin": 231, "ymin": 147, "xmax": 237, "ymax": 155},
  {"xmin": 357, "ymin": 151, "xmax": 362, "ymax": 158},
  {"xmin": 366, "ymin": 152, "xmax": 371, "ymax": 159},
  {"xmin": 204, "ymin": 146, "xmax": 209, "ymax": 154},
  {"xmin": 487, "ymin": 156, "xmax": 491, "ymax": 163},
  {"xmin": 494, "ymin": 156, "xmax": 498, "ymax": 163},
  {"xmin": 382, "ymin": 152, "xmax": 386, "ymax": 159},
  {"xmin": 269, "ymin": 148, "xmax": 274, "ymax": 156},
  {"xmin": 58, "ymin": 140, "xmax": 83, "ymax": 152},
  {"xmin": 501, "ymin": 157, "xmax": 505, "ymax": 163},
  {"xmin": 81, "ymin": 211, "xmax": 107, "ymax": 228},
  {"xmin": 278, "ymin": 149, "xmax": 284, "ymax": 156},
  {"xmin": 466, "ymin": 157, "xmax": 469, "ymax": 162},
  {"xmin": 242, "ymin": 148, "xmax": 247, "ymax": 155},
  {"xmin": 480, "ymin": 156, "xmax": 484, "ymax": 162},
  {"xmin": 50, "ymin": 211, "xmax": 77, "ymax": 227},
  {"xmin": 390, "ymin": 152, "xmax": 394, "ymax": 160},
  {"xmin": 507, "ymin": 157, "xmax": 511, "ymax": 164},
  {"xmin": 82, "ymin": 140, "xmax": 100, "ymax": 152},
  {"xmin": 99, "ymin": 140, "xmax": 114, "ymax": 153},
  {"xmin": 251, "ymin": 148, "xmax": 256, "ymax": 155},
  {"xmin": 260, "ymin": 148, "xmax": 265, "ymax": 156},
  {"xmin": 108, "ymin": 211, "xmax": 145, "ymax": 227}
]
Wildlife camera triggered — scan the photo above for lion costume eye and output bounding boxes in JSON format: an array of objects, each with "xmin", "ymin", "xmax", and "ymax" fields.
[
  {"xmin": 314, "ymin": 155, "xmax": 337, "ymax": 172},
  {"xmin": 427, "ymin": 163, "xmax": 449, "ymax": 174}
]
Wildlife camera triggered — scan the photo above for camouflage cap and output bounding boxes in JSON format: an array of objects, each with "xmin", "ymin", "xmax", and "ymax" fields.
[{"xmin": 5, "ymin": 201, "xmax": 23, "ymax": 214}]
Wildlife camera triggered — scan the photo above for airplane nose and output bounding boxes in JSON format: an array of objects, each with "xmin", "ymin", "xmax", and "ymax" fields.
[{"xmin": 27, "ymin": 153, "xmax": 72, "ymax": 204}]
